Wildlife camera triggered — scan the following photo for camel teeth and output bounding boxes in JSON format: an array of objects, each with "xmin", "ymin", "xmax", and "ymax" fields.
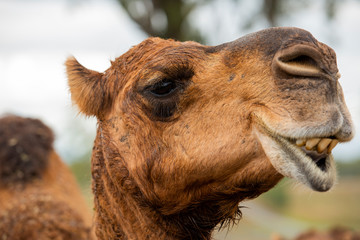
[
  {"xmin": 327, "ymin": 139, "xmax": 339, "ymax": 154},
  {"xmin": 296, "ymin": 139, "xmax": 306, "ymax": 147},
  {"xmin": 317, "ymin": 138, "xmax": 332, "ymax": 153},
  {"xmin": 295, "ymin": 137, "xmax": 339, "ymax": 154},
  {"xmin": 305, "ymin": 138, "xmax": 321, "ymax": 150}
]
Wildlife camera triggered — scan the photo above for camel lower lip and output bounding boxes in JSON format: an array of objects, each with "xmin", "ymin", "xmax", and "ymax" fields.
[
  {"xmin": 301, "ymin": 146, "xmax": 328, "ymax": 171},
  {"xmin": 281, "ymin": 137, "xmax": 330, "ymax": 173},
  {"xmin": 254, "ymin": 125, "xmax": 337, "ymax": 192}
]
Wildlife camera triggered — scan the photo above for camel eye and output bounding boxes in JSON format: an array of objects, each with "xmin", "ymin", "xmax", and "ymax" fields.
[
  {"xmin": 142, "ymin": 79, "xmax": 183, "ymax": 119},
  {"xmin": 150, "ymin": 80, "xmax": 177, "ymax": 97}
]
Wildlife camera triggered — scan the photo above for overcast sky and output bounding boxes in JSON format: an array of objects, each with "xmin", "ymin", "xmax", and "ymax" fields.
[{"xmin": 1, "ymin": 0, "xmax": 359, "ymax": 162}]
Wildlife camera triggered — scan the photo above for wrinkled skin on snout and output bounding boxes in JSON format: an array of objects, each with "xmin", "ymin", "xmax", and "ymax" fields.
[{"xmin": 67, "ymin": 27, "xmax": 354, "ymax": 239}]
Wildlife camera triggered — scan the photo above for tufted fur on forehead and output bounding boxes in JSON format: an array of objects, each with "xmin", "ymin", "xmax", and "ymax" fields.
[
  {"xmin": 66, "ymin": 38, "xmax": 206, "ymax": 119},
  {"xmin": 0, "ymin": 115, "xmax": 53, "ymax": 185}
]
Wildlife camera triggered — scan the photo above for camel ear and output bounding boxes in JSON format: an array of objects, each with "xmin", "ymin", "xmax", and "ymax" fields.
[{"xmin": 65, "ymin": 57, "xmax": 105, "ymax": 117}]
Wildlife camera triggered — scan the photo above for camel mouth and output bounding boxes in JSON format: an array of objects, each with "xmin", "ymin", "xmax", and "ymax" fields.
[
  {"xmin": 289, "ymin": 138, "xmax": 338, "ymax": 172},
  {"xmin": 285, "ymin": 137, "xmax": 336, "ymax": 173},
  {"xmin": 254, "ymin": 120, "xmax": 338, "ymax": 192}
]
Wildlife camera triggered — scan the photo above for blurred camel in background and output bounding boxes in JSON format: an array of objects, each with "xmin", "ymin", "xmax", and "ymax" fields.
[
  {"xmin": 272, "ymin": 227, "xmax": 360, "ymax": 240},
  {"xmin": 0, "ymin": 115, "xmax": 94, "ymax": 240}
]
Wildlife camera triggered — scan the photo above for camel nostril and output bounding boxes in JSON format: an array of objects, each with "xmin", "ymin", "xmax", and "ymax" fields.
[
  {"xmin": 284, "ymin": 55, "xmax": 318, "ymax": 68},
  {"xmin": 273, "ymin": 45, "xmax": 324, "ymax": 78}
]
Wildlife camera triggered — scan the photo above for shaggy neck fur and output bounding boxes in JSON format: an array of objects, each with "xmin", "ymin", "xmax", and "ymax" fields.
[{"xmin": 92, "ymin": 125, "xmax": 281, "ymax": 240}]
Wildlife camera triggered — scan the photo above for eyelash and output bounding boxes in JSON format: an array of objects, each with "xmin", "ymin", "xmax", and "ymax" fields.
[
  {"xmin": 141, "ymin": 65, "xmax": 194, "ymax": 119},
  {"xmin": 144, "ymin": 79, "xmax": 182, "ymax": 119},
  {"xmin": 149, "ymin": 80, "xmax": 178, "ymax": 98}
]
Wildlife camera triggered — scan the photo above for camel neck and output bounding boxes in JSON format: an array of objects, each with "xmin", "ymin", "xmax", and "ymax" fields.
[
  {"xmin": 91, "ymin": 124, "xmax": 282, "ymax": 240},
  {"xmin": 91, "ymin": 135, "xmax": 223, "ymax": 240}
]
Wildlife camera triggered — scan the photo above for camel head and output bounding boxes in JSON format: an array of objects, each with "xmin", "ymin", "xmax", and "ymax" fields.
[{"xmin": 66, "ymin": 27, "xmax": 353, "ymax": 237}]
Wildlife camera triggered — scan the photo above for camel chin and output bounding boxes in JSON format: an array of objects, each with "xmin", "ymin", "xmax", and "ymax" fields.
[{"xmin": 254, "ymin": 120, "xmax": 338, "ymax": 192}]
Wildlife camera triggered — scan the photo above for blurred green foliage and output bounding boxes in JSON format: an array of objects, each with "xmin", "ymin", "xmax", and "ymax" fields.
[
  {"xmin": 116, "ymin": 0, "xmax": 341, "ymax": 43},
  {"xmin": 69, "ymin": 152, "xmax": 92, "ymax": 190},
  {"xmin": 260, "ymin": 179, "xmax": 289, "ymax": 210},
  {"xmin": 337, "ymin": 159, "xmax": 360, "ymax": 177},
  {"xmin": 116, "ymin": 0, "xmax": 211, "ymax": 43}
]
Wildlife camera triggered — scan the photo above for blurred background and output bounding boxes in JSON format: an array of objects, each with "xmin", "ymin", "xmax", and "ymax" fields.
[{"xmin": 1, "ymin": 0, "xmax": 359, "ymax": 239}]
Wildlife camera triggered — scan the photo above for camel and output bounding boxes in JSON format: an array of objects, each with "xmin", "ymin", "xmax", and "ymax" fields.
[
  {"xmin": 66, "ymin": 27, "xmax": 354, "ymax": 240},
  {"xmin": 0, "ymin": 115, "xmax": 94, "ymax": 240}
]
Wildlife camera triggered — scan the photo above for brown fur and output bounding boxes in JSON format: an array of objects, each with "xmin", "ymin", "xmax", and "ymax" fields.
[
  {"xmin": 274, "ymin": 227, "xmax": 360, "ymax": 240},
  {"xmin": 66, "ymin": 27, "xmax": 353, "ymax": 240},
  {"xmin": 0, "ymin": 198, "xmax": 91, "ymax": 240},
  {"xmin": 0, "ymin": 116, "xmax": 94, "ymax": 240},
  {"xmin": 294, "ymin": 227, "xmax": 360, "ymax": 240},
  {"xmin": 0, "ymin": 115, "xmax": 53, "ymax": 185}
]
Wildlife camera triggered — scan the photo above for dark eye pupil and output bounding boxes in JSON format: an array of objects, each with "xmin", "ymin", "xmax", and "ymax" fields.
[{"xmin": 151, "ymin": 81, "xmax": 176, "ymax": 96}]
